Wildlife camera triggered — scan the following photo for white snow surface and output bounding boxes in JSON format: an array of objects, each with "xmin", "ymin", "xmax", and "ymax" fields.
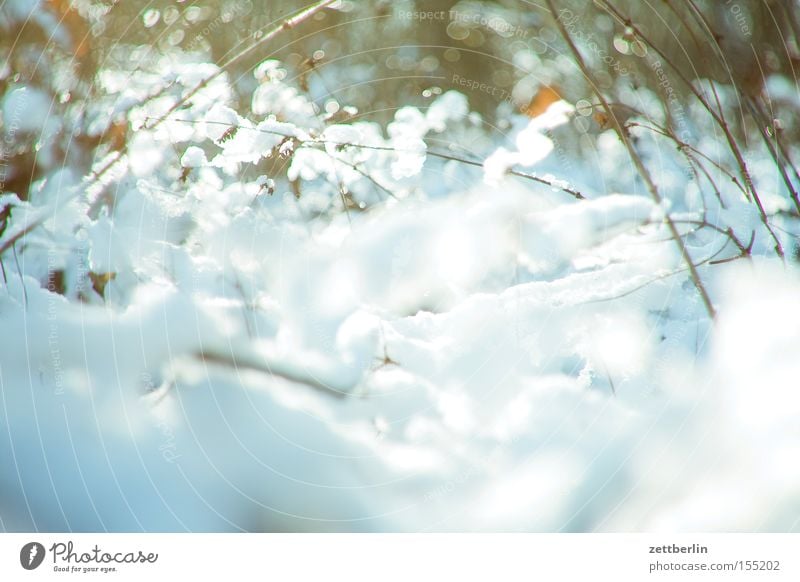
[
  {"xmin": 0, "ymin": 57, "xmax": 798, "ymax": 532},
  {"xmin": 1, "ymin": 182, "xmax": 798, "ymax": 531}
]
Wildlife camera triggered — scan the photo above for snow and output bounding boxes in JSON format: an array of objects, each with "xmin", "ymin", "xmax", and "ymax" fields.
[
  {"xmin": 482, "ymin": 101, "xmax": 576, "ymax": 183},
  {"xmin": 389, "ymin": 135, "xmax": 427, "ymax": 179},
  {"xmin": 2, "ymin": 86, "xmax": 52, "ymax": 134},
  {"xmin": 128, "ymin": 133, "xmax": 165, "ymax": 177},
  {"xmin": 4, "ymin": 175, "xmax": 798, "ymax": 531},
  {"xmin": 426, "ymin": 91, "xmax": 470, "ymax": 132},
  {"xmin": 1, "ymin": 47, "xmax": 799, "ymax": 533},
  {"xmin": 180, "ymin": 146, "xmax": 207, "ymax": 168}
]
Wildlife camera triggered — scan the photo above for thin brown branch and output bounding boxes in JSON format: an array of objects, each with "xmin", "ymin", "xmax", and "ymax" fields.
[
  {"xmin": 162, "ymin": 117, "xmax": 586, "ymax": 200},
  {"xmin": 84, "ymin": 0, "xmax": 338, "ymax": 188},
  {"xmin": 743, "ymin": 95, "xmax": 800, "ymax": 214},
  {"xmin": 196, "ymin": 349, "xmax": 347, "ymax": 398},
  {"xmin": 545, "ymin": 0, "xmax": 716, "ymax": 319},
  {"xmin": 597, "ymin": 0, "xmax": 784, "ymax": 258}
]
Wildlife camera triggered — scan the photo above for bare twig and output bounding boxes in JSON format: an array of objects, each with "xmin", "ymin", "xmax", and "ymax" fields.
[
  {"xmin": 546, "ymin": 0, "xmax": 716, "ymax": 319},
  {"xmin": 84, "ymin": 0, "xmax": 338, "ymax": 189},
  {"xmin": 196, "ymin": 349, "xmax": 347, "ymax": 398},
  {"xmin": 161, "ymin": 117, "xmax": 587, "ymax": 200},
  {"xmin": 597, "ymin": 0, "xmax": 784, "ymax": 258},
  {"xmin": 626, "ymin": 121, "xmax": 727, "ymax": 207},
  {"xmin": 743, "ymin": 96, "xmax": 800, "ymax": 214},
  {"xmin": 576, "ymin": 236, "xmax": 732, "ymax": 307},
  {"xmin": 0, "ymin": 217, "xmax": 46, "ymax": 258}
]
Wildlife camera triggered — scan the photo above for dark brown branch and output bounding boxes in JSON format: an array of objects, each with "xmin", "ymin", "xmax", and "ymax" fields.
[
  {"xmin": 196, "ymin": 349, "xmax": 348, "ymax": 398},
  {"xmin": 545, "ymin": 0, "xmax": 716, "ymax": 319}
]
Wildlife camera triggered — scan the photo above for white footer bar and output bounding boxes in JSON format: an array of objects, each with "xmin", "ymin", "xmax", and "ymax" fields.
[{"xmin": 1, "ymin": 534, "xmax": 797, "ymax": 581}]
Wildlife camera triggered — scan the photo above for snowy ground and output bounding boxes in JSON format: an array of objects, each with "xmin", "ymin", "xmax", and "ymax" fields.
[{"xmin": 1, "ymin": 45, "xmax": 799, "ymax": 532}]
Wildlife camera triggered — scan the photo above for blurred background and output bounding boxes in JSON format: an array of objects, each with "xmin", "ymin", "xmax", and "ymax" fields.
[
  {"xmin": 3, "ymin": 0, "xmax": 799, "ymax": 205},
  {"xmin": 2, "ymin": 0, "xmax": 800, "ymax": 533}
]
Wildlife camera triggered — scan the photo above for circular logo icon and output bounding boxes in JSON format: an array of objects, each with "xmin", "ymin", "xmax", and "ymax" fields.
[{"xmin": 20, "ymin": 542, "xmax": 46, "ymax": 570}]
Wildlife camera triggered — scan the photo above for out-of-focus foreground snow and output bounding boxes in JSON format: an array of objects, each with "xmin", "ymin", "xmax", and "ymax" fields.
[
  {"xmin": 1, "ymin": 186, "xmax": 798, "ymax": 531},
  {"xmin": 1, "ymin": 49, "xmax": 799, "ymax": 531}
]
